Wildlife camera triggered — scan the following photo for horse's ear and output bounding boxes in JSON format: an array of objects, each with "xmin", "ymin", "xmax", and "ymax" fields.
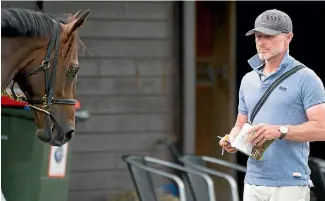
[
  {"xmin": 71, "ymin": 10, "xmax": 83, "ymax": 20},
  {"xmin": 67, "ymin": 9, "xmax": 90, "ymax": 35}
]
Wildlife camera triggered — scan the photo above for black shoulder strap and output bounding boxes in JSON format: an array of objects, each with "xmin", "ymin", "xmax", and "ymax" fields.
[{"xmin": 249, "ymin": 65, "xmax": 306, "ymax": 124}]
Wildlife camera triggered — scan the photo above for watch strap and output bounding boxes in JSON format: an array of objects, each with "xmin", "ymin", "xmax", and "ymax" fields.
[
  {"xmin": 279, "ymin": 125, "xmax": 288, "ymax": 139},
  {"xmin": 279, "ymin": 132, "xmax": 286, "ymax": 139}
]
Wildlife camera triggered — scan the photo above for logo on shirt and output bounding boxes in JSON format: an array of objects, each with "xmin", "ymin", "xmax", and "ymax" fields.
[{"xmin": 279, "ymin": 86, "xmax": 287, "ymax": 91}]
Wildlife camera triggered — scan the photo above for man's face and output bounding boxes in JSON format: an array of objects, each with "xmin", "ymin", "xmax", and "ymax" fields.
[{"xmin": 255, "ymin": 31, "xmax": 293, "ymax": 60}]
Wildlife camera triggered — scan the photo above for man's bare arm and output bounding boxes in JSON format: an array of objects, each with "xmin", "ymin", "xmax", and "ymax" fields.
[
  {"xmin": 229, "ymin": 113, "xmax": 248, "ymax": 139},
  {"xmin": 286, "ymin": 103, "xmax": 325, "ymax": 142}
]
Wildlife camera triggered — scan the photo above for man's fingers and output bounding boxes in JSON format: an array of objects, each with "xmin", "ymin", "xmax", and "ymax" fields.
[
  {"xmin": 219, "ymin": 140, "xmax": 228, "ymax": 146},
  {"xmin": 223, "ymin": 142, "xmax": 237, "ymax": 153},
  {"xmin": 256, "ymin": 137, "xmax": 267, "ymax": 147},
  {"xmin": 218, "ymin": 134, "xmax": 237, "ymax": 153},
  {"xmin": 224, "ymin": 145, "xmax": 230, "ymax": 150},
  {"xmin": 225, "ymin": 147, "xmax": 237, "ymax": 153},
  {"xmin": 248, "ymin": 125, "xmax": 260, "ymax": 134},
  {"xmin": 248, "ymin": 123, "xmax": 266, "ymax": 133},
  {"xmin": 218, "ymin": 135, "xmax": 230, "ymax": 147},
  {"xmin": 252, "ymin": 133, "xmax": 264, "ymax": 146},
  {"xmin": 248, "ymin": 128, "xmax": 263, "ymax": 143}
]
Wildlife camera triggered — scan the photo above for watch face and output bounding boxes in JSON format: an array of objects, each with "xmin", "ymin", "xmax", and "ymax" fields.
[{"xmin": 280, "ymin": 126, "xmax": 288, "ymax": 133}]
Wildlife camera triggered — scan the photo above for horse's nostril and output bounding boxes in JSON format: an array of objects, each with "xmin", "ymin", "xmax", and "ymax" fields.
[{"xmin": 65, "ymin": 130, "xmax": 74, "ymax": 141}]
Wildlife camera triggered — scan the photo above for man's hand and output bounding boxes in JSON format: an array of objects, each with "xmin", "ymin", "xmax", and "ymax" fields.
[
  {"xmin": 219, "ymin": 135, "xmax": 237, "ymax": 153},
  {"xmin": 247, "ymin": 123, "xmax": 281, "ymax": 147},
  {"xmin": 219, "ymin": 113, "xmax": 248, "ymax": 153}
]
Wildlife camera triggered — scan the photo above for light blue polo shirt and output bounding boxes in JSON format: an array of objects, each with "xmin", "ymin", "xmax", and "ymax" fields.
[{"xmin": 239, "ymin": 50, "xmax": 325, "ymax": 186}]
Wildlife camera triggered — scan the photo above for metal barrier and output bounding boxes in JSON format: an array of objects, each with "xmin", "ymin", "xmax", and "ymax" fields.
[
  {"xmin": 122, "ymin": 154, "xmax": 217, "ymax": 201},
  {"xmin": 145, "ymin": 156, "xmax": 216, "ymax": 201},
  {"xmin": 159, "ymin": 139, "xmax": 247, "ymax": 201},
  {"xmin": 180, "ymin": 154, "xmax": 243, "ymax": 201},
  {"xmin": 122, "ymin": 154, "xmax": 187, "ymax": 201},
  {"xmin": 200, "ymin": 155, "xmax": 247, "ymax": 173},
  {"xmin": 157, "ymin": 139, "xmax": 182, "ymax": 162}
]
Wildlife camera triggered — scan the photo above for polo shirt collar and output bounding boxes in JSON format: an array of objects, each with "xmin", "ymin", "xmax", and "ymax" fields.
[{"xmin": 247, "ymin": 50, "xmax": 292, "ymax": 75}]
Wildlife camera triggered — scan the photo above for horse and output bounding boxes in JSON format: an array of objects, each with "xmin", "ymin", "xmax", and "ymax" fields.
[{"xmin": 1, "ymin": 8, "xmax": 90, "ymax": 146}]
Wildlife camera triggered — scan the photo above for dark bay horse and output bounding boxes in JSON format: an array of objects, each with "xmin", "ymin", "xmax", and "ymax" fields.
[{"xmin": 1, "ymin": 8, "xmax": 90, "ymax": 146}]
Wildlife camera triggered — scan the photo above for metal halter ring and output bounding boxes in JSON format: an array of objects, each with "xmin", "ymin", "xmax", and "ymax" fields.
[
  {"xmin": 41, "ymin": 60, "xmax": 51, "ymax": 69},
  {"xmin": 42, "ymin": 95, "xmax": 53, "ymax": 104}
]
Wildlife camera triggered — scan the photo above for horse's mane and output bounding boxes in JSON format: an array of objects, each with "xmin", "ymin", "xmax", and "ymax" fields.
[
  {"xmin": 1, "ymin": 8, "xmax": 85, "ymax": 67},
  {"xmin": 1, "ymin": 8, "xmax": 65, "ymax": 37}
]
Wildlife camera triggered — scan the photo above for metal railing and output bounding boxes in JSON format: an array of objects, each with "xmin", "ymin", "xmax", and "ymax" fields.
[
  {"xmin": 180, "ymin": 154, "xmax": 245, "ymax": 201},
  {"xmin": 122, "ymin": 154, "xmax": 187, "ymax": 201},
  {"xmin": 122, "ymin": 154, "xmax": 217, "ymax": 201}
]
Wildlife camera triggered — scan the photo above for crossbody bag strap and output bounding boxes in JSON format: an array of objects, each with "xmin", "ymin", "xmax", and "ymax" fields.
[{"xmin": 249, "ymin": 65, "xmax": 306, "ymax": 124}]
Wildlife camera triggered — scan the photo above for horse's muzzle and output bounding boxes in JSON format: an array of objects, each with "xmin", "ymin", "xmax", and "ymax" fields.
[{"xmin": 36, "ymin": 115, "xmax": 74, "ymax": 146}]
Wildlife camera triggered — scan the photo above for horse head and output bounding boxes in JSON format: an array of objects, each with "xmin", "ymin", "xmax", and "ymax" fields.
[{"xmin": 1, "ymin": 8, "xmax": 90, "ymax": 146}]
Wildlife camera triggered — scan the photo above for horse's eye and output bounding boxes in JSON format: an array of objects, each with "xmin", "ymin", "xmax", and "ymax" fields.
[{"xmin": 67, "ymin": 64, "xmax": 79, "ymax": 78}]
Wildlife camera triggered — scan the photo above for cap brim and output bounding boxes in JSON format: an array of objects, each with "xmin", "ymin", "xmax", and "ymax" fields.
[{"xmin": 245, "ymin": 27, "xmax": 282, "ymax": 36}]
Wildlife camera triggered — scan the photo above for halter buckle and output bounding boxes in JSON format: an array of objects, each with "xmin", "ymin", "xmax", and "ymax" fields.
[{"xmin": 41, "ymin": 95, "xmax": 52, "ymax": 111}]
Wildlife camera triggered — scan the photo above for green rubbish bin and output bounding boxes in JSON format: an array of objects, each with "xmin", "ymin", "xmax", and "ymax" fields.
[{"xmin": 1, "ymin": 107, "xmax": 71, "ymax": 201}]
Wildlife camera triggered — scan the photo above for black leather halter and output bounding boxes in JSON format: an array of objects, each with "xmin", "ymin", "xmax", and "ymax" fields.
[{"xmin": 7, "ymin": 19, "xmax": 77, "ymax": 114}]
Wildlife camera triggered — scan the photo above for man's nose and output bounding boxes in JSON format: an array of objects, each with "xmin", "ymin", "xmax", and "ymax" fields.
[{"xmin": 257, "ymin": 39, "xmax": 266, "ymax": 47}]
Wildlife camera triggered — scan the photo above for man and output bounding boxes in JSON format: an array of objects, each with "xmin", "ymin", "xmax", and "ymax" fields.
[{"xmin": 219, "ymin": 9, "xmax": 325, "ymax": 201}]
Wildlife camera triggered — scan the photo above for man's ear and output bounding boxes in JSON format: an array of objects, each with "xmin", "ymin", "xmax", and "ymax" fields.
[
  {"xmin": 288, "ymin": 32, "xmax": 294, "ymax": 41},
  {"xmin": 285, "ymin": 32, "xmax": 293, "ymax": 46},
  {"xmin": 67, "ymin": 9, "xmax": 90, "ymax": 35}
]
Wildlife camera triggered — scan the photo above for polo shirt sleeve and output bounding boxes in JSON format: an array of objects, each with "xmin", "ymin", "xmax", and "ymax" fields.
[
  {"xmin": 300, "ymin": 69, "xmax": 325, "ymax": 110},
  {"xmin": 238, "ymin": 77, "xmax": 248, "ymax": 115}
]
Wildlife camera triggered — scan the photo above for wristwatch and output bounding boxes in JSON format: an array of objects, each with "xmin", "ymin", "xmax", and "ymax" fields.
[{"xmin": 279, "ymin": 125, "xmax": 288, "ymax": 139}]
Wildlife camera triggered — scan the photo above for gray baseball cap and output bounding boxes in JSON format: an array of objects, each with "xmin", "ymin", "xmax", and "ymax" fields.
[{"xmin": 245, "ymin": 9, "xmax": 293, "ymax": 36}]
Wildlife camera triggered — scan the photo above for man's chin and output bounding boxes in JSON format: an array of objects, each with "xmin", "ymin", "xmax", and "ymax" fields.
[{"xmin": 258, "ymin": 53, "xmax": 270, "ymax": 60}]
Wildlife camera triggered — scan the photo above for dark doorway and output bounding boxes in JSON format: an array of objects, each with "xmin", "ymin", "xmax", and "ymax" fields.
[{"xmin": 236, "ymin": 1, "xmax": 325, "ymax": 200}]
